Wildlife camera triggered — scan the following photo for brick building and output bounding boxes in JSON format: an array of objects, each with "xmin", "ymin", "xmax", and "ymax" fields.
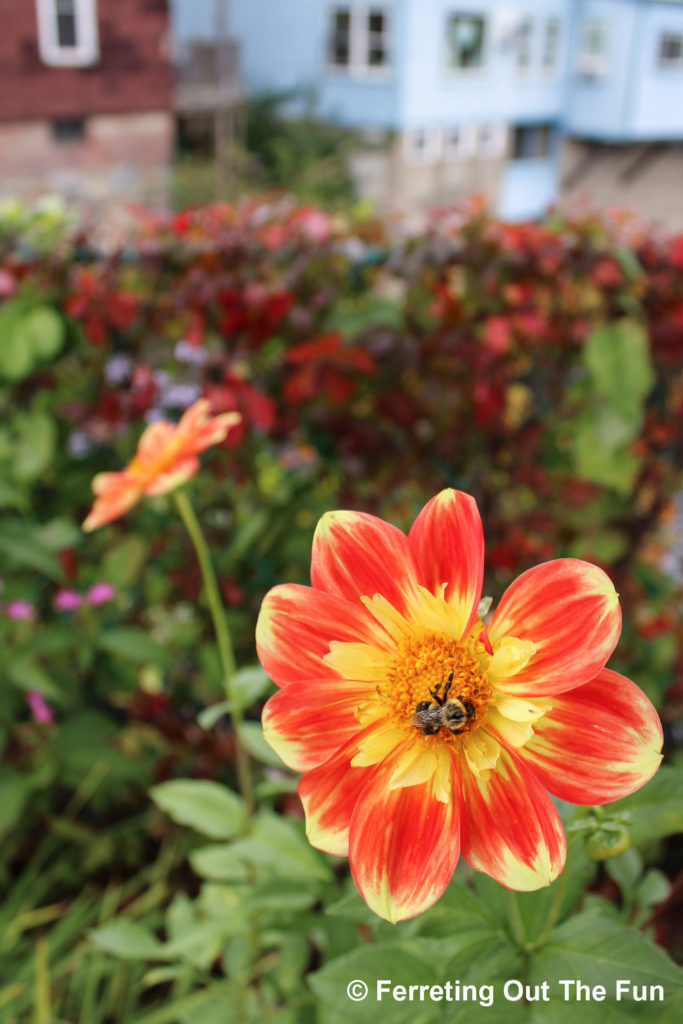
[{"xmin": 0, "ymin": 0, "xmax": 174, "ymax": 208}]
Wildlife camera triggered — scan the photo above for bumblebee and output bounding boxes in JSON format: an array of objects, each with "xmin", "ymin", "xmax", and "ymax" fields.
[{"xmin": 409, "ymin": 675, "xmax": 475, "ymax": 735}]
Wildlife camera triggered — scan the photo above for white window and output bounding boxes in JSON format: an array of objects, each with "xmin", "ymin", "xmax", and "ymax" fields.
[
  {"xmin": 516, "ymin": 18, "xmax": 533, "ymax": 71},
  {"xmin": 478, "ymin": 122, "xmax": 507, "ymax": 158},
  {"xmin": 659, "ymin": 33, "xmax": 683, "ymax": 69},
  {"xmin": 328, "ymin": 6, "xmax": 390, "ymax": 73},
  {"xmin": 36, "ymin": 0, "xmax": 99, "ymax": 67},
  {"xmin": 444, "ymin": 124, "xmax": 480, "ymax": 160},
  {"xmin": 542, "ymin": 18, "xmax": 560, "ymax": 71},
  {"xmin": 403, "ymin": 127, "xmax": 441, "ymax": 165},
  {"xmin": 446, "ymin": 14, "xmax": 487, "ymax": 71},
  {"xmin": 367, "ymin": 8, "xmax": 389, "ymax": 67},
  {"xmin": 578, "ymin": 19, "xmax": 608, "ymax": 77}
]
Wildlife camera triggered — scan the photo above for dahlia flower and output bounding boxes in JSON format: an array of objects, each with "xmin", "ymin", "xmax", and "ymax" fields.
[
  {"xmin": 83, "ymin": 399, "xmax": 240, "ymax": 531},
  {"xmin": 256, "ymin": 490, "xmax": 662, "ymax": 923}
]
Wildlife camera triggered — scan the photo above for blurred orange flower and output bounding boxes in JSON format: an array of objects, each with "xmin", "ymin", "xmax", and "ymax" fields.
[{"xmin": 83, "ymin": 399, "xmax": 240, "ymax": 531}]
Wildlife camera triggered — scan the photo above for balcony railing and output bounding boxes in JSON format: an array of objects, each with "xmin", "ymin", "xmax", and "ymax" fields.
[{"xmin": 174, "ymin": 39, "xmax": 243, "ymax": 113}]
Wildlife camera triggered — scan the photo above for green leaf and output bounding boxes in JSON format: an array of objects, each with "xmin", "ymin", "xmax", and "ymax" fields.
[
  {"xmin": 605, "ymin": 847, "xmax": 643, "ymax": 892},
  {"xmin": 0, "ymin": 766, "xmax": 33, "ymax": 838},
  {"xmin": 608, "ymin": 766, "xmax": 683, "ymax": 843},
  {"xmin": 326, "ymin": 296, "xmax": 404, "ymax": 338},
  {"xmin": 96, "ymin": 628, "xmax": 171, "ymax": 667},
  {"xmin": 572, "ymin": 409, "xmax": 641, "ymax": 494},
  {"xmin": 100, "ymin": 534, "xmax": 148, "ymax": 588},
  {"xmin": 6, "ymin": 656, "xmax": 62, "ymax": 700},
  {"xmin": 198, "ymin": 667, "xmax": 273, "ymax": 729},
  {"xmin": 12, "ymin": 410, "xmax": 57, "ymax": 482},
  {"xmin": 189, "ymin": 844, "xmax": 249, "ymax": 882},
  {"xmin": 20, "ymin": 306, "xmax": 65, "ymax": 361},
  {"xmin": 0, "ymin": 521, "xmax": 62, "ymax": 577},
  {"xmin": 309, "ymin": 943, "xmax": 441, "ymax": 1024},
  {"xmin": 35, "ymin": 517, "xmax": 82, "ymax": 551},
  {"xmin": 52, "ymin": 711, "xmax": 141, "ymax": 787},
  {"xmin": 584, "ymin": 319, "xmax": 654, "ymax": 418},
  {"xmin": 633, "ymin": 870, "xmax": 671, "ymax": 909},
  {"xmin": 90, "ymin": 919, "xmax": 165, "ymax": 960},
  {"xmin": 229, "ymin": 812, "xmax": 332, "ymax": 882},
  {"xmin": 530, "ymin": 911, "xmax": 683, "ymax": 1002},
  {"xmin": 231, "ymin": 665, "xmax": 273, "ymax": 708},
  {"xmin": 197, "ymin": 701, "xmax": 234, "ymax": 730},
  {"xmin": 151, "ymin": 780, "xmax": 246, "ymax": 839},
  {"xmin": 240, "ymin": 721, "xmax": 287, "ymax": 767},
  {"xmin": 0, "ymin": 303, "xmax": 34, "ymax": 380}
]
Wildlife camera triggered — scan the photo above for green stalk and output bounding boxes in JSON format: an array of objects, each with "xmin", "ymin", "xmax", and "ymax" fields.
[
  {"xmin": 173, "ymin": 489, "xmax": 253, "ymax": 815},
  {"xmin": 526, "ymin": 838, "xmax": 575, "ymax": 952},
  {"xmin": 505, "ymin": 889, "xmax": 527, "ymax": 949}
]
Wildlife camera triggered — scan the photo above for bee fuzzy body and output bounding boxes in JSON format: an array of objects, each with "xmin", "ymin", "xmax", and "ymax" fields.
[{"xmin": 409, "ymin": 676, "xmax": 475, "ymax": 735}]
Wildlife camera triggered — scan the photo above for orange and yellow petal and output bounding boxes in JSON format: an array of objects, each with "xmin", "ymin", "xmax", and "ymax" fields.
[
  {"xmin": 488, "ymin": 558, "xmax": 621, "ymax": 696},
  {"xmin": 349, "ymin": 744, "xmax": 460, "ymax": 923},
  {"xmin": 82, "ymin": 472, "xmax": 142, "ymax": 532},
  {"xmin": 458, "ymin": 742, "xmax": 566, "ymax": 891},
  {"xmin": 262, "ymin": 678, "xmax": 375, "ymax": 772},
  {"xmin": 135, "ymin": 421, "xmax": 176, "ymax": 469},
  {"xmin": 143, "ymin": 456, "xmax": 200, "ymax": 496},
  {"xmin": 256, "ymin": 583, "xmax": 392, "ymax": 687},
  {"xmin": 519, "ymin": 668, "xmax": 663, "ymax": 805},
  {"xmin": 178, "ymin": 400, "xmax": 240, "ymax": 454},
  {"xmin": 408, "ymin": 489, "xmax": 484, "ymax": 639},
  {"xmin": 311, "ymin": 510, "xmax": 423, "ymax": 615},
  {"xmin": 298, "ymin": 730, "xmax": 378, "ymax": 856}
]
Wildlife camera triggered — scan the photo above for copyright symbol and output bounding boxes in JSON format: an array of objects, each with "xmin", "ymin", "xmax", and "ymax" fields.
[{"xmin": 347, "ymin": 979, "xmax": 368, "ymax": 1001}]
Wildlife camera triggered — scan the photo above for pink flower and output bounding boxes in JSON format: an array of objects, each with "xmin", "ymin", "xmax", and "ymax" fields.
[
  {"xmin": 27, "ymin": 691, "xmax": 54, "ymax": 725},
  {"xmin": 5, "ymin": 600, "xmax": 36, "ymax": 621},
  {"xmin": 87, "ymin": 582, "xmax": 117, "ymax": 606},
  {"xmin": 54, "ymin": 589, "xmax": 83, "ymax": 612}
]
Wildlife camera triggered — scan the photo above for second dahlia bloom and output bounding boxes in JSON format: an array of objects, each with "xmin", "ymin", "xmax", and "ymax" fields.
[
  {"xmin": 256, "ymin": 490, "xmax": 662, "ymax": 923},
  {"xmin": 83, "ymin": 399, "xmax": 240, "ymax": 531}
]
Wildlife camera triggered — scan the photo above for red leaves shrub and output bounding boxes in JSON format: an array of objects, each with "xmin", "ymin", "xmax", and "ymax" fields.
[{"xmin": 2, "ymin": 199, "xmax": 681, "ymax": 677}]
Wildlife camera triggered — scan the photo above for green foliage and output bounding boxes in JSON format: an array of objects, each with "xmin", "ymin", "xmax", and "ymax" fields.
[
  {"xmin": 0, "ymin": 298, "xmax": 65, "ymax": 380},
  {"xmin": 572, "ymin": 319, "xmax": 655, "ymax": 493},
  {"xmin": 150, "ymin": 780, "xmax": 246, "ymax": 839},
  {"xmin": 245, "ymin": 92, "xmax": 356, "ymax": 206}
]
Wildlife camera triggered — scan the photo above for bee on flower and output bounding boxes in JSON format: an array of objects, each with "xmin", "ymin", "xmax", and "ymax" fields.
[
  {"xmin": 256, "ymin": 489, "xmax": 663, "ymax": 923},
  {"xmin": 83, "ymin": 398, "xmax": 240, "ymax": 531}
]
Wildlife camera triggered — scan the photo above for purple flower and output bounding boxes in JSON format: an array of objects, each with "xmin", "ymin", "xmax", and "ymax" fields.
[
  {"xmin": 27, "ymin": 690, "xmax": 54, "ymax": 725},
  {"xmin": 87, "ymin": 582, "xmax": 117, "ymax": 606},
  {"xmin": 5, "ymin": 600, "xmax": 36, "ymax": 621},
  {"xmin": 54, "ymin": 589, "xmax": 83, "ymax": 612}
]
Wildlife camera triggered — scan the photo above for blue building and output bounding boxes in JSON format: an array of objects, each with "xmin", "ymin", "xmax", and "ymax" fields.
[{"xmin": 172, "ymin": 1, "xmax": 683, "ymax": 222}]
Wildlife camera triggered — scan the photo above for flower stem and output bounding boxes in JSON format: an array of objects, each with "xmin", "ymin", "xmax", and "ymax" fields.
[
  {"xmin": 505, "ymin": 889, "xmax": 527, "ymax": 949},
  {"xmin": 173, "ymin": 489, "xmax": 253, "ymax": 815},
  {"xmin": 527, "ymin": 839, "xmax": 574, "ymax": 952}
]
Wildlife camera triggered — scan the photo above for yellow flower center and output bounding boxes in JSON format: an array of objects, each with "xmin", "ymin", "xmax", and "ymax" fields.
[{"xmin": 380, "ymin": 630, "xmax": 493, "ymax": 740}]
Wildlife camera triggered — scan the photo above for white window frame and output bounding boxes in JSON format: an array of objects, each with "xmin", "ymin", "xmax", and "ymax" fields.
[
  {"xmin": 478, "ymin": 122, "xmax": 507, "ymax": 158},
  {"xmin": 577, "ymin": 19, "xmax": 608, "ymax": 78},
  {"xmin": 445, "ymin": 13, "xmax": 488, "ymax": 73},
  {"xmin": 403, "ymin": 126, "xmax": 441, "ymax": 166},
  {"xmin": 36, "ymin": 0, "xmax": 99, "ymax": 67},
  {"xmin": 327, "ymin": 5, "xmax": 391, "ymax": 76},
  {"xmin": 516, "ymin": 17, "xmax": 533, "ymax": 72},
  {"xmin": 444, "ymin": 123, "xmax": 478, "ymax": 160},
  {"xmin": 542, "ymin": 17, "xmax": 561, "ymax": 73},
  {"xmin": 658, "ymin": 32, "xmax": 683, "ymax": 69}
]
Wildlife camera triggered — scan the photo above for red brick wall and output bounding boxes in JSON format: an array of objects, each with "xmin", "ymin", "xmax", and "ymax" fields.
[{"xmin": 0, "ymin": 0, "xmax": 173, "ymax": 121}]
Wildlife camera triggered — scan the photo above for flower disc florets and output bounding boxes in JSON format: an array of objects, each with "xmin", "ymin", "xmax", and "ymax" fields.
[{"xmin": 381, "ymin": 630, "xmax": 493, "ymax": 737}]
